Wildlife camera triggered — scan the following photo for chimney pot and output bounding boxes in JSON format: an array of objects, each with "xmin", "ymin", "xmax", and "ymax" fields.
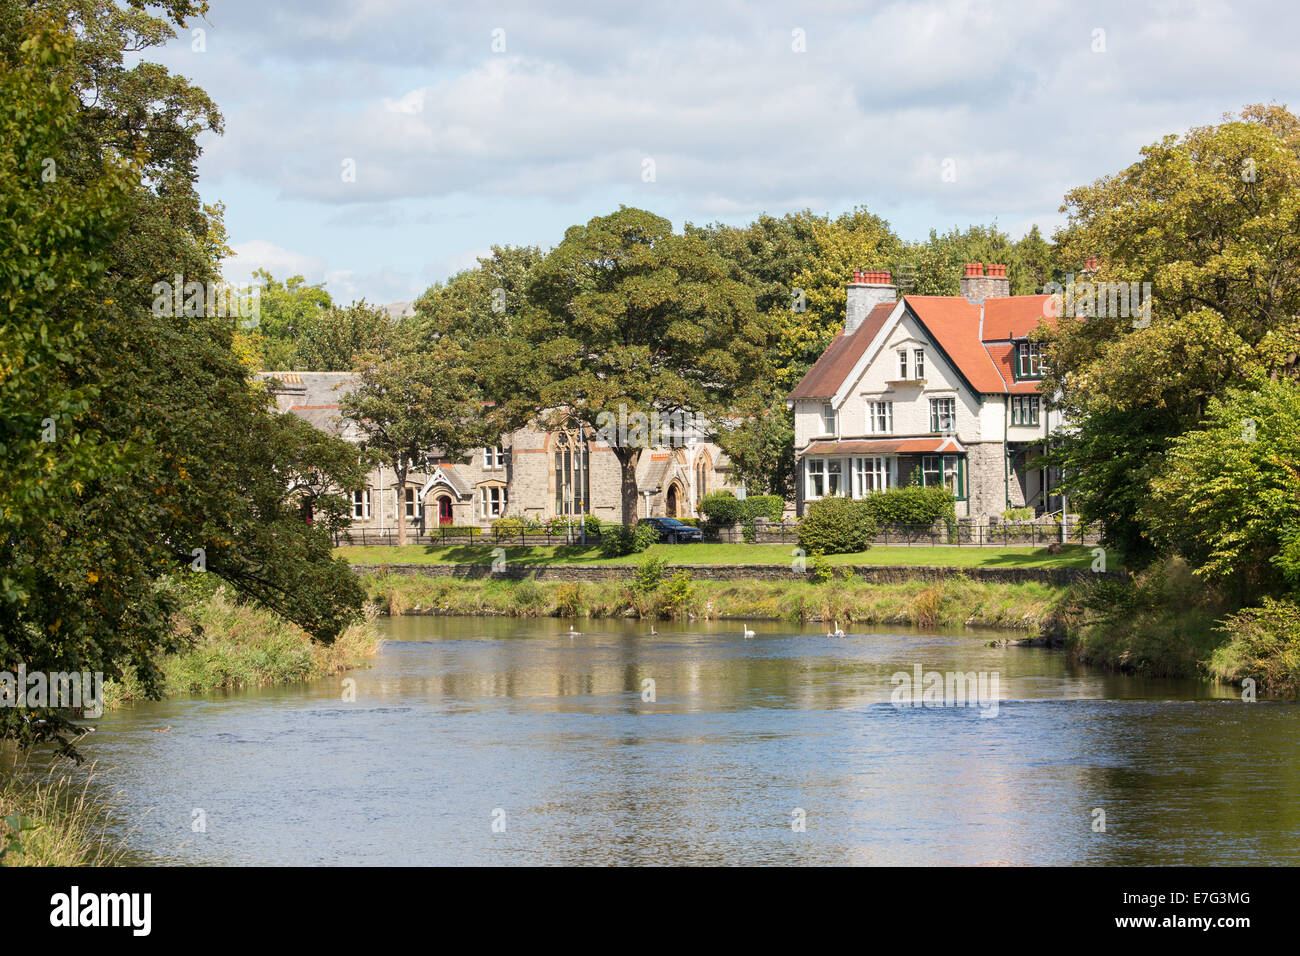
[
  {"xmin": 1084, "ymin": 256, "xmax": 1098, "ymax": 272},
  {"xmin": 964, "ymin": 262, "xmax": 984, "ymax": 278}
]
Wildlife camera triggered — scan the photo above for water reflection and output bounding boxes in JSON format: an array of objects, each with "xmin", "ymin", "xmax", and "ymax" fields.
[{"xmin": 25, "ymin": 617, "xmax": 1299, "ymax": 865}]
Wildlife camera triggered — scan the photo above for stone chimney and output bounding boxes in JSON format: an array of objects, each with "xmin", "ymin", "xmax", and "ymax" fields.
[
  {"xmin": 845, "ymin": 270, "xmax": 896, "ymax": 334},
  {"xmin": 959, "ymin": 263, "xmax": 1010, "ymax": 303}
]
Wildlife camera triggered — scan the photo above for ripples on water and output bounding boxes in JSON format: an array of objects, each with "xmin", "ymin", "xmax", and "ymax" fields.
[{"xmin": 43, "ymin": 618, "xmax": 1300, "ymax": 866}]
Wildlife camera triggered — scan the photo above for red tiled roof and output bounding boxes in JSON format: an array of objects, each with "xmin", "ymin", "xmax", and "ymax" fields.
[
  {"xmin": 981, "ymin": 295, "xmax": 1055, "ymax": 341},
  {"xmin": 904, "ymin": 297, "xmax": 1007, "ymax": 393},
  {"xmin": 984, "ymin": 342, "xmax": 1045, "ymax": 394},
  {"xmin": 787, "ymin": 302, "xmax": 895, "ymax": 400},
  {"xmin": 804, "ymin": 437, "xmax": 965, "ymax": 455}
]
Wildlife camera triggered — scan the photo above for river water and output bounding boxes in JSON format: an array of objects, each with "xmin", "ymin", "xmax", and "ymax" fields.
[{"xmin": 46, "ymin": 617, "xmax": 1300, "ymax": 865}]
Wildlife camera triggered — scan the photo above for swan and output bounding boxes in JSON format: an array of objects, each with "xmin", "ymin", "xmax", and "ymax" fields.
[
  {"xmin": 567, "ymin": 625, "xmax": 582, "ymax": 637},
  {"xmin": 742, "ymin": 625, "xmax": 756, "ymax": 639},
  {"xmin": 649, "ymin": 625, "xmax": 657, "ymax": 635},
  {"xmin": 830, "ymin": 620, "xmax": 845, "ymax": 638}
]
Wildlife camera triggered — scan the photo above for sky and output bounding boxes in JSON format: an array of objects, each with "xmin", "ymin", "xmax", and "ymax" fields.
[{"xmin": 146, "ymin": 0, "xmax": 1299, "ymax": 306}]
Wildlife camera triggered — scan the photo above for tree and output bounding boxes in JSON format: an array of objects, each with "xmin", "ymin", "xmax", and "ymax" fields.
[
  {"xmin": 1, "ymin": 4, "xmax": 369, "ymax": 754},
  {"xmin": 294, "ymin": 301, "xmax": 396, "ymax": 371},
  {"xmin": 1146, "ymin": 379, "xmax": 1300, "ymax": 601},
  {"xmin": 1043, "ymin": 104, "xmax": 1300, "ymax": 562},
  {"xmin": 339, "ymin": 343, "xmax": 503, "ymax": 546},
  {"xmin": 246, "ymin": 271, "xmax": 333, "ymax": 369},
  {"xmin": 518, "ymin": 206, "xmax": 769, "ymax": 524},
  {"xmin": 714, "ymin": 394, "xmax": 796, "ymax": 499}
]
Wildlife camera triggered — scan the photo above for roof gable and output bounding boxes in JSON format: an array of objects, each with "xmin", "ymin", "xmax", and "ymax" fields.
[{"xmin": 787, "ymin": 301, "xmax": 895, "ymax": 401}]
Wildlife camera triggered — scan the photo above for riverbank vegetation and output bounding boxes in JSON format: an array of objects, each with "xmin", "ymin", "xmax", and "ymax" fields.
[
  {"xmin": 1044, "ymin": 105, "xmax": 1300, "ymax": 695},
  {"xmin": 104, "ymin": 582, "xmax": 380, "ymax": 708},
  {"xmin": 0, "ymin": 760, "xmax": 124, "ymax": 867},
  {"xmin": 338, "ymin": 542, "xmax": 1104, "ymax": 569},
  {"xmin": 360, "ymin": 567, "xmax": 1069, "ymax": 632}
]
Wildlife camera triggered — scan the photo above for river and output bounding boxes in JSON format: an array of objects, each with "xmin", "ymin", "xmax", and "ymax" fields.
[{"xmin": 45, "ymin": 617, "xmax": 1300, "ymax": 865}]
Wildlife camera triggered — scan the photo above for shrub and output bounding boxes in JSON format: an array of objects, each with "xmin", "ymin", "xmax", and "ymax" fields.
[
  {"xmin": 860, "ymin": 486, "xmax": 956, "ymax": 527},
  {"xmin": 599, "ymin": 523, "xmax": 659, "ymax": 557},
  {"xmin": 491, "ymin": 516, "xmax": 527, "ymax": 541},
  {"xmin": 746, "ymin": 495, "xmax": 785, "ymax": 523},
  {"xmin": 810, "ymin": 549, "xmax": 834, "ymax": 583},
  {"xmin": 1212, "ymin": 598, "xmax": 1300, "ymax": 697},
  {"xmin": 798, "ymin": 497, "xmax": 877, "ymax": 554},
  {"xmin": 700, "ymin": 491, "xmax": 744, "ymax": 527},
  {"xmin": 662, "ymin": 571, "xmax": 695, "ymax": 618},
  {"xmin": 512, "ymin": 577, "xmax": 546, "ymax": 610},
  {"xmin": 1002, "ymin": 507, "xmax": 1035, "ymax": 522},
  {"xmin": 633, "ymin": 554, "xmax": 668, "ymax": 594},
  {"xmin": 555, "ymin": 582, "xmax": 584, "ymax": 617}
]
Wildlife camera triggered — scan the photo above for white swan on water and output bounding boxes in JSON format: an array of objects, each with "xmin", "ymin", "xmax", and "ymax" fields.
[
  {"xmin": 567, "ymin": 625, "xmax": 581, "ymax": 637},
  {"xmin": 829, "ymin": 620, "xmax": 845, "ymax": 638},
  {"xmin": 742, "ymin": 625, "xmax": 756, "ymax": 639}
]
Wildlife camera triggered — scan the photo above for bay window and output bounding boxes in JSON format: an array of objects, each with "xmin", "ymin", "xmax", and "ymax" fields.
[{"xmin": 853, "ymin": 457, "xmax": 889, "ymax": 496}]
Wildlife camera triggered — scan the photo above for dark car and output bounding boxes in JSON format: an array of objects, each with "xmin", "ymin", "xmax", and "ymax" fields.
[{"xmin": 637, "ymin": 517, "xmax": 704, "ymax": 544}]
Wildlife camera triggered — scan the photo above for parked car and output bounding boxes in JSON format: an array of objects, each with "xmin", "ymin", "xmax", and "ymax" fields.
[{"xmin": 637, "ymin": 517, "xmax": 704, "ymax": 544}]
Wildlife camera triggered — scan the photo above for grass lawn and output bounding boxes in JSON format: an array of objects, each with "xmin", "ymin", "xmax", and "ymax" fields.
[{"xmin": 337, "ymin": 542, "xmax": 1107, "ymax": 569}]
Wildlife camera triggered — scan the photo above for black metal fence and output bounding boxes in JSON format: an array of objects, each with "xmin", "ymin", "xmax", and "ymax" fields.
[{"xmin": 333, "ymin": 520, "xmax": 1102, "ymax": 548}]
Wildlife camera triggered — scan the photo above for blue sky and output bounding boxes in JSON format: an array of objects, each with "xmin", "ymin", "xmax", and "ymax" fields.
[{"xmin": 148, "ymin": 0, "xmax": 1297, "ymax": 305}]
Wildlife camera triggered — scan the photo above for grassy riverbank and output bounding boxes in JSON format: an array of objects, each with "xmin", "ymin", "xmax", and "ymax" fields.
[
  {"xmin": 338, "ymin": 542, "xmax": 1106, "ymax": 569},
  {"xmin": 361, "ymin": 569, "xmax": 1072, "ymax": 631},
  {"xmin": 0, "ymin": 759, "xmax": 124, "ymax": 866},
  {"xmin": 105, "ymin": 585, "xmax": 380, "ymax": 708}
]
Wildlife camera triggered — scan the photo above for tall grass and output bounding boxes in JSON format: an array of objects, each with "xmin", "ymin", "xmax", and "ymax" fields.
[
  {"xmin": 106, "ymin": 586, "xmax": 381, "ymax": 706},
  {"xmin": 0, "ymin": 755, "xmax": 125, "ymax": 867}
]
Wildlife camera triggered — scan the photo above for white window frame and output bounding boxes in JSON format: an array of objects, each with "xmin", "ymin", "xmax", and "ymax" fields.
[
  {"xmin": 897, "ymin": 349, "xmax": 909, "ymax": 380},
  {"xmin": 821, "ymin": 403, "xmax": 837, "ymax": 436},
  {"xmin": 853, "ymin": 456, "xmax": 889, "ymax": 497},
  {"xmin": 914, "ymin": 349, "xmax": 925, "ymax": 380},
  {"xmin": 352, "ymin": 489, "xmax": 371, "ymax": 519},
  {"xmin": 869, "ymin": 401, "xmax": 893, "ymax": 435},
  {"xmin": 806, "ymin": 458, "xmax": 826, "ymax": 499},
  {"xmin": 403, "ymin": 486, "xmax": 418, "ymax": 520},
  {"xmin": 485, "ymin": 445, "xmax": 507, "ymax": 469},
  {"xmin": 480, "ymin": 486, "xmax": 506, "ymax": 519}
]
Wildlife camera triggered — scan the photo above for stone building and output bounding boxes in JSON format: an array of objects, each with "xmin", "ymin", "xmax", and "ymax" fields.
[
  {"xmin": 787, "ymin": 264, "xmax": 1068, "ymax": 519},
  {"xmin": 257, "ymin": 372, "xmax": 737, "ymax": 531}
]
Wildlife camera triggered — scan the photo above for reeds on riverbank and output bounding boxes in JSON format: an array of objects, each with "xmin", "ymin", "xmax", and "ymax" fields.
[
  {"xmin": 105, "ymin": 586, "xmax": 381, "ymax": 707},
  {"xmin": 0, "ymin": 754, "xmax": 125, "ymax": 867}
]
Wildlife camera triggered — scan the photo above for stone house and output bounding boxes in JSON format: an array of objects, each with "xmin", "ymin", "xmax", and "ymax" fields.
[
  {"xmin": 257, "ymin": 372, "xmax": 737, "ymax": 531},
  {"xmin": 787, "ymin": 264, "xmax": 1067, "ymax": 519}
]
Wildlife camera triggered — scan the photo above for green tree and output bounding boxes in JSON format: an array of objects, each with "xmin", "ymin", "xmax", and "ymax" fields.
[
  {"xmin": 518, "ymin": 207, "xmax": 769, "ymax": 524},
  {"xmin": 339, "ymin": 343, "xmax": 504, "ymax": 546},
  {"xmin": 247, "ymin": 271, "xmax": 333, "ymax": 369},
  {"xmin": 1146, "ymin": 379, "xmax": 1300, "ymax": 601},
  {"xmin": 1043, "ymin": 104, "xmax": 1300, "ymax": 562},
  {"xmin": 1, "ymin": 4, "xmax": 368, "ymax": 754},
  {"xmin": 294, "ymin": 301, "xmax": 396, "ymax": 371}
]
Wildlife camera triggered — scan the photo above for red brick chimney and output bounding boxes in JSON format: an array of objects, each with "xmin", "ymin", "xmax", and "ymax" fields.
[
  {"xmin": 845, "ymin": 269, "xmax": 897, "ymax": 334},
  {"xmin": 960, "ymin": 263, "xmax": 1010, "ymax": 303}
]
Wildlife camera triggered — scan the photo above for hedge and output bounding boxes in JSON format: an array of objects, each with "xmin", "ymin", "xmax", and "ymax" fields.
[{"xmin": 797, "ymin": 497, "xmax": 878, "ymax": 554}]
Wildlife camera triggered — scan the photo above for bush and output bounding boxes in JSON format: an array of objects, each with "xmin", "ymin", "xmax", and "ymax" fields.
[
  {"xmin": 860, "ymin": 486, "xmax": 956, "ymax": 527},
  {"xmin": 491, "ymin": 516, "xmax": 527, "ymax": 541},
  {"xmin": 1212, "ymin": 598, "xmax": 1300, "ymax": 697},
  {"xmin": 633, "ymin": 554, "xmax": 668, "ymax": 594},
  {"xmin": 700, "ymin": 491, "xmax": 744, "ymax": 527},
  {"xmin": 798, "ymin": 498, "xmax": 877, "ymax": 554},
  {"xmin": 555, "ymin": 582, "xmax": 584, "ymax": 617},
  {"xmin": 1002, "ymin": 507, "xmax": 1035, "ymax": 522},
  {"xmin": 810, "ymin": 549, "xmax": 834, "ymax": 583},
  {"xmin": 662, "ymin": 571, "xmax": 695, "ymax": 618},
  {"xmin": 545, "ymin": 514, "xmax": 602, "ymax": 536},
  {"xmin": 599, "ymin": 523, "xmax": 659, "ymax": 557},
  {"xmin": 746, "ymin": 495, "xmax": 785, "ymax": 523}
]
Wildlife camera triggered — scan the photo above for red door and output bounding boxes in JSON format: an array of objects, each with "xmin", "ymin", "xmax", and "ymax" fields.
[{"xmin": 438, "ymin": 496, "xmax": 453, "ymax": 525}]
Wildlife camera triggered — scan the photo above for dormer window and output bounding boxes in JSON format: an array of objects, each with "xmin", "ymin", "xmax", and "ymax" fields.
[
  {"xmin": 1016, "ymin": 341, "xmax": 1046, "ymax": 379},
  {"xmin": 821, "ymin": 403, "xmax": 837, "ymax": 436}
]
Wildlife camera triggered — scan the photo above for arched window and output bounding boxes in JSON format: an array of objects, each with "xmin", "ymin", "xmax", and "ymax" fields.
[
  {"xmin": 696, "ymin": 455, "xmax": 710, "ymax": 499},
  {"xmin": 554, "ymin": 429, "xmax": 590, "ymax": 516}
]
